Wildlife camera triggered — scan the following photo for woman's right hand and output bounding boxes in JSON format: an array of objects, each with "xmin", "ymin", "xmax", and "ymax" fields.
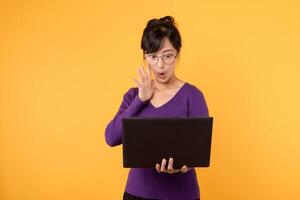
[{"xmin": 134, "ymin": 65, "xmax": 155, "ymax": 102}]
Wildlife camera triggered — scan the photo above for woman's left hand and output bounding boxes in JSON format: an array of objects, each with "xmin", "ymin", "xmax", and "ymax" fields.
[{"xmin": 155, "ymin": 157, "xmax": 189, "ymax": 174}]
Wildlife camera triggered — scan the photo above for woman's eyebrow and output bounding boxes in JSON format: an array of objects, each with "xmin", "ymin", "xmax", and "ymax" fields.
[
  {"xmin": 146, "ymin": 49, "xmax": 175, "ymax": 55},
  {"xmin": 162, "ymin": 49, "xmax": 175, "ymax": 53}
]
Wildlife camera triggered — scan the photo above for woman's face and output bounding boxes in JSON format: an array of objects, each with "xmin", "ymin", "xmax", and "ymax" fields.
[{"xmin": 144, "ymin": 37, "xmax": 178, "ymax": 84}]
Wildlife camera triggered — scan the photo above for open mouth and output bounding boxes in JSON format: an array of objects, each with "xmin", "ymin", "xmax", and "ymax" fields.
[{"xmin": 158, "ymin": 73, "xmax": 166, "ymax": 78}]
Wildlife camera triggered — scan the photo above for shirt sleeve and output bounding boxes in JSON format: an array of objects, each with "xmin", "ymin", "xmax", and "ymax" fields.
[
  {"xmin": 172, "ymin": 86, "xmax": 210, "ymax": 176},
  {"xmin": 105, "ymin": 87, "xmax": 148, "ymax": 147},
  {"xmin": 188, "ymin": 86, "xmax": 209, "ymax": 117}
]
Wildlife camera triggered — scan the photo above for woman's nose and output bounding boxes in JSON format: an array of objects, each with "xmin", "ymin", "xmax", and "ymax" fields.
[{"xmin": 157, "ymin": 57, "xmax": 165, "ymax": 68}]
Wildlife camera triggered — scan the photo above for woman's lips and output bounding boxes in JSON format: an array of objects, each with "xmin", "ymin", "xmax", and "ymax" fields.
[{"xmin": 158, "ymin": 72, "xmax": 166, "ymax": 78}]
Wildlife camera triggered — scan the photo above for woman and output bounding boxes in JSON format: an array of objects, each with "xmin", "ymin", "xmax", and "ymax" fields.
[{"xmin": 105, "ymin": 16, "xmax": 209, "ymax": 200}]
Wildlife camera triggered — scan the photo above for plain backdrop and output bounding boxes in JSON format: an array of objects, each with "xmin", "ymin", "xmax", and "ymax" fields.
[{"xmin": 1, "ymin": 0, "xmax": 299, "ymax": 199}]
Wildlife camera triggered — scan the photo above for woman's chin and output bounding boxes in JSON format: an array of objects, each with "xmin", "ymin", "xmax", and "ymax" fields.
[
  {"xmin": 156, "ymin": 74, "xmax": 169, "ymax": 81},
  {"xmin": 155, "ymin": 77, "xmax": 168, "ymax": 83}
]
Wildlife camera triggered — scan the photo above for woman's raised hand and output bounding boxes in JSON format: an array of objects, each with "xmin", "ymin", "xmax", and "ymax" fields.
[
  {"xmin": 156, "ymin": 157, "xmax": 189, "ymax": 174},
  {"xmin": 134, "ymin": 65, "xmax": 155, "ymax": 102}
]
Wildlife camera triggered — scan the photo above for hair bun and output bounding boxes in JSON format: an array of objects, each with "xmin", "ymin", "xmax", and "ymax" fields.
[
  {"xmin": 159, "ymin": 16, "xmax": 175, "ymax": 25},
  {"xmin": 146, "ymin": 16, "xmax": 175, "ymax": 28}
]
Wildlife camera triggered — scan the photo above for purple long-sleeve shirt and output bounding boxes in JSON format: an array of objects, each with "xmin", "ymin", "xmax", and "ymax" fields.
[{"xmin": 105, "ymin": 82, "xmax": 209, "ymax": 200}]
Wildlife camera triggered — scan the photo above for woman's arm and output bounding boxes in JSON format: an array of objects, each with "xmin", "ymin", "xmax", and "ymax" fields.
[
  {"xmin": 105, "ymin": 87, "xmax": 148, "ymax": 147},
  {"xmin": 172, "ymin": 86, "xmax": 209, "ymax": 176},
  {"xmin": 188, "ymin": 87, "xmax": 209, "ymax": 117}
]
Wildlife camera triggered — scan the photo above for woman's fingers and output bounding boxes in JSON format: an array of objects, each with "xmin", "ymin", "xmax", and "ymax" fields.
[
  {"xmin": 133, "ymin": 78, "xmax": 141, "ymax": 87},
  {"xmin": 181, "ymin": 165, "xmax": 188, "ymax": 173},
  {"xmin": 156, "ymin": 163, "xmax": 161, "ymax": 173},
  {"xmin": 160, "ymin": 158, "xmax": 167, "ymax": 172},
  {"xmin": 146, "ymin": 64, "xmax": 151, "ymax": 79},
  {"xmin": 137, "ymin": 67, "xmax": 145, "ymax": 83},
  {"xmin": 141, "ymin": 65, "xmax": 148, "ymax": 81},
  {"xmin": 167, "ymin": 157, "xmax": 174, "ymax": 172},
  {"xmin": 168, "ymin": 157, "xmax": 183, "ymax": 173},
  {"xmin": 135, "ymin": 65, "xmax": 154, "ymax": 102},
  {"xmin": 141, "ymin": 65, "xmax": 150, "ymax": 83},
  {"xmin": 155, "ymin": 158, "xmax": 189, "ymax": 174},
  {"xmin": 137, "ymin": 65, "xmax": 151, "ymax": 85}
]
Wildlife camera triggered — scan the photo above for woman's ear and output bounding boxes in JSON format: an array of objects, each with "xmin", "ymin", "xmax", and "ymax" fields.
[
  {"xmin": 176, "ymin": 53, "xmax": 181, "ymax": 61},
  {"xmin": 175, "ymin": 53, "xmax": 181, "ymax": 64}
]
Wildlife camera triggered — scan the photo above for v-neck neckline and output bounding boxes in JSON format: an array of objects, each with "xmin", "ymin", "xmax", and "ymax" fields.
[{"xmin": 149, "ymin": 82, "xmax": 188, "ymax": 109}]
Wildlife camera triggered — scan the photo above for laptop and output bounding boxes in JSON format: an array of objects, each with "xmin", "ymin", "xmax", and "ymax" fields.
[{"xmin": 122, "ymin": 117, "xmax": 213, "ymax": 169}]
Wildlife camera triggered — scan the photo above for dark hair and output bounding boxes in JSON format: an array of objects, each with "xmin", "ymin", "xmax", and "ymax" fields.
[{"xmin": 141, "ymin": 16, "xmax": 182, "ymax": 56}]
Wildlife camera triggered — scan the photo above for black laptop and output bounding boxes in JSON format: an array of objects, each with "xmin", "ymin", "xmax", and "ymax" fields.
[{"xmin": 122, "ymin": 117, "xmax": 213, "ymax": 169}]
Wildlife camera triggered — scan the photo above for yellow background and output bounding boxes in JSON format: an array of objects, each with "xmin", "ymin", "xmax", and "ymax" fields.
[{"xmin": 1, "ymin": 0, "xmax": 299, "ymax": 199}]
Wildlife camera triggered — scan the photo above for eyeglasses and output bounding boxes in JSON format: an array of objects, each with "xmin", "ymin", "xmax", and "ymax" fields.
[{"xmin": 144, "ymin": 52, "xmax": 177, "ymax": 66}]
